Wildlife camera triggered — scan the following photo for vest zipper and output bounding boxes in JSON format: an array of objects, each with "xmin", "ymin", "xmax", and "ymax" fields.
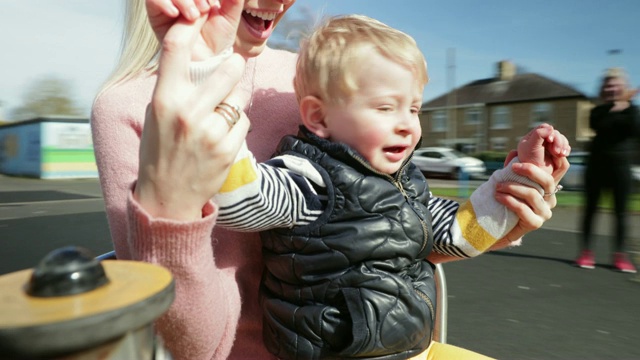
[
  {"xmin": 352, "ymin": 152, "xmax": 434, "ymax": 329},
  {"xmin": 393, "ymin": 155, "xmax": 412, "ymax": 199},
  {"xmin": 414, "ymin": 288, "xmax": 435, "ymax": 325},
  {"xmin": 350, "ymin": 153, "xmax": 411, "ymax": 196},
  {"xmin": 351, "ymin": 152, "xmax": 429, "ymax": 254},
  {"xmin": 417, "ymin": 217, "xmax": 429, "ymax": 254}
]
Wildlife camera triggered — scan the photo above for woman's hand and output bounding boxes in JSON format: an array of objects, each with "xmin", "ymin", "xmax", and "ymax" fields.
[
  {"xmin": 493, "ymin": 152, "xmax": 570, "ymax": 245},
  {"xmin": 146, "ymin": 0, "xmax": 243, "ymax": 60},
  {"xmin": 134, "ymin": 9, "xmax": 249, "ymax": 221}
]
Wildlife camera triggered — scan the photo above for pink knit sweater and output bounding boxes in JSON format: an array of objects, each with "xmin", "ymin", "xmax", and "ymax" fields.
[{"xmin": 91, "ymin": 47, "xmax": 300, "ymax": 360}]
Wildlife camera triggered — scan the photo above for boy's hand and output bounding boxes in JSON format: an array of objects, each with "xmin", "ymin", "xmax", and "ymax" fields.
[
  {"xmin": 146, "ymin": 0, "xmax": 243, "ymax": 60},
  {"xmin": 517, "ymin": 123, "xmax": 571, "ymax": 175}
]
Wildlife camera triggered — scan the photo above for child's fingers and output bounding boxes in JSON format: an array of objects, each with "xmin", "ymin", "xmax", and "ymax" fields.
[
  {"xmin": 535, "ymin": 123, "xmax": 554, "ymax": 141},
  {"xmin": 522, "ymin": 123, "xmax": 554, "ymax": 148},
  {"xmin": 555, "ymin": 130, "xmax": 571, "ymax": 156},
  {"xmin": 519, "ymin": 124, "xmax": 551, "ymax": 149},
  {"xmin": 194, "ymin": 0, "xmax": 211, "ymax": 12},
  {"xmin": 550, "ymin": 156, "xmax": 570, "ymax": 184},
  {"xmin": 170, "ymin": 0, "xmax": 205, "ymax": 20},
  {"xmin": 518, "ymin": 124, "xmax": 554, "ymax": 162},
  {"xmin": 503, "ymin": 149, "xmax": 517, "ymax": 166},
  {"xmin": 546, "ymin": 130, "xmax": 571, "ymax": 157}
]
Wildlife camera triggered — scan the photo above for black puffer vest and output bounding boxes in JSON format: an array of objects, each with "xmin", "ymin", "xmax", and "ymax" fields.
[{"xmin": 261, "ymin": 128, "xmax": 436, "ymax": 360}]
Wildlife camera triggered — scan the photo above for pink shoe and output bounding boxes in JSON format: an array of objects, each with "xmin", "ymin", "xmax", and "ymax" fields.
[
  {"xmin": 613, "ymin": 252, "xmax": 637, "ymax": 273},
  {"xmin": 575, "ymin": 250, "xmax": 595, "ymax": 269}
]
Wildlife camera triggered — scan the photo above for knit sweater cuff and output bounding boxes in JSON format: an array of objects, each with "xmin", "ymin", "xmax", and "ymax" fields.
[
  {"xmin": 459, "ymin": 157, "xmax": 543, "ymax": 255},
  {"xmin": 189, "ymin": 47, "xmax": 233, "ymax": 85},
  {"xmin": 126, "ymin": 183, "xmax": 218, "ymax": 265}
]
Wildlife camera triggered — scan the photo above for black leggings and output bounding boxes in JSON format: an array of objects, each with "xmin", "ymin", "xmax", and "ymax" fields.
[{"xmin": 581, "ymin": 163, "xmax": 632, "ymax": 253}]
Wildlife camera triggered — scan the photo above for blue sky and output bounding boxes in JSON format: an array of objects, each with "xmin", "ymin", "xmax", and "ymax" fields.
[{"xmin": 1, "ymin": 0, "xmax": 638, "ymax": 120}]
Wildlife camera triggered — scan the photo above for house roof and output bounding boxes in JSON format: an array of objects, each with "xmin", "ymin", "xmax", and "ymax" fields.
[{"xmin": 422, "ymin": 73, "xmax": 588, "ymax": 109}]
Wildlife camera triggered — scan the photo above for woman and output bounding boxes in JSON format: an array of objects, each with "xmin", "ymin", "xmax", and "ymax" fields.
[
  {"xmin": 578, "ymin": 68, "xmax": 639, "ymax": 273},
  {"xmin": 91, "ymin": 1, "xmax": 569, "ymax": 359}
]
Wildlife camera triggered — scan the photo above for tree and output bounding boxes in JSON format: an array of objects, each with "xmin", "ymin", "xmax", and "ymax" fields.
[
  {"xmin": 11, "ymin": 75, "xmax": 84, "ymax": 120},
  {"xmin": 268, "ymin": 5, "xmax": 321, "ymax": 52}
]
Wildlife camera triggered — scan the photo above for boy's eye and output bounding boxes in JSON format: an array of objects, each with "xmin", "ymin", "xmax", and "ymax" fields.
[{"xmin": 377, "ymin": 106, "xmax": 393, "ymax": 112}]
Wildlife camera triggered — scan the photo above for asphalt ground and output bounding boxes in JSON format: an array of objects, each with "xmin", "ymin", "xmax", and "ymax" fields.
[{"xmin": 1, "ymin": 175, "xmax": 639, "ymax": 359}]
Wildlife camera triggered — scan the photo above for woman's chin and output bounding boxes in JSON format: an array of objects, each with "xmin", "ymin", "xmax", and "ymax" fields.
[
  {"xmin": 234, "ymin": 41, "xmax": 267, "ymax": 59},
  {"xmin": 235, "ymin": 28, "xmax": 271, "ymax": 58}
]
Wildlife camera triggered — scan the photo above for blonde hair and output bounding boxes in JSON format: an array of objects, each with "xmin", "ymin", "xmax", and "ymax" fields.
[
  {"xmin": 599, "ymin": 67, "xmax": 632, "ymax": 100},
  {"xmin": 293, "ymin": 14, "xmax": 428, "ymax": 105},
  {"xmin": 604, "ymin": 67, "xmax": 628, "ymax": 81},
  {"xmin": 95, "ymin": 0, "xmax": 160, "ymax": 100}
]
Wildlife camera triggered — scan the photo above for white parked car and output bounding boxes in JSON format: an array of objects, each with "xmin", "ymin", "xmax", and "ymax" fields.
[
  {"xmin": 560, "ymin": 151, "xmax": 640, "ymax": 190},
  {"xmin": 411, "ymin": 147, "xmax": 486, "ymax": 179}
]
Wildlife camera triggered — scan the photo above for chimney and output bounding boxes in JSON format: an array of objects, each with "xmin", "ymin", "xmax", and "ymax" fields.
[{"xmin": 496, "ymin": 60, "xmax": 516, "ymax": 81}]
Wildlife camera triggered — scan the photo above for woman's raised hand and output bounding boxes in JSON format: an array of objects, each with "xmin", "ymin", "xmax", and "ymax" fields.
[
  {"xmin": 134, "ymin": 7, "xmax": 250, "ymax": 221},
  {"xmin": 146, "ymin": 0, "xmax": 243, "ymax": 60}
]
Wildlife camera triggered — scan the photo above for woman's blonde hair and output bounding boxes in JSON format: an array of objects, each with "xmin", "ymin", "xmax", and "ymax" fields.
[
  {"xmin": 599, "ymin": 67, "xmax": 633, "ymax": 100},
  {"xmin": 293, "ymin": 14, "xmax": 428, "ymax": 105},
  {"xmin": 95, "ymin": 0, "xmax": 160, "ymax": 100}
]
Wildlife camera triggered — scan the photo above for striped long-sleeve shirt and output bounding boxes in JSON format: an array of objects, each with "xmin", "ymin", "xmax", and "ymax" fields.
[{"xmin": 214, "ymin": 142, "xmax": 540, "ymax": 258}]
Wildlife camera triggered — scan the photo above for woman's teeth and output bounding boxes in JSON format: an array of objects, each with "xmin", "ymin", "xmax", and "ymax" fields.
[{"xmin": 245, "ymin": 9, "xmax": 277, "ymax": 21}]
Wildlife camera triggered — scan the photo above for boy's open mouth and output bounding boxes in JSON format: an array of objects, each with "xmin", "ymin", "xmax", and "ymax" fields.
[{"xmin": 384, "ymin": 146, "xmax": 406, "ymax": 154}]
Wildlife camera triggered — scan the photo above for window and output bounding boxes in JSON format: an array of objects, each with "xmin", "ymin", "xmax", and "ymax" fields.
[
  {"xmin": 431, "ymin": 111, "xmax": 447, "ymax": 132},
  {"xmin": 531, "ymin": 103, "xmax": 553, "ymax": 127},
  {"xmin": 491, "ymin": 106, "xmax": 511, "ymax": 129},
  {"xmin": 490, "ymin": 137, "xmax": 508, "ymax": 151},
  {"xmin": 461, "ymin": 144, "xmax": 477, "ymax": 153},
  {"xmin": 464, "ymin": 108, "xmax": 482, "ymax": 125}
]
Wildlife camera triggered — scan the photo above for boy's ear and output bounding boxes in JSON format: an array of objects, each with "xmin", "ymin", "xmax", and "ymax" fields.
[{"xmin": 299, "ymin": 95, "xmax": 330, "ymax": 138}]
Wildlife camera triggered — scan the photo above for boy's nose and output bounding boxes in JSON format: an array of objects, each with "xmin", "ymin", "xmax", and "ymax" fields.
[{"xmin": 396, "ymin": 117, "xmax": 412, "ymax": 133}]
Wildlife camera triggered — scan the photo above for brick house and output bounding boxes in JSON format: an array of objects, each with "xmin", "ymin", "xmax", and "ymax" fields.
[{"xmin": 419, "ymin": 61, "xmax": 594, "ymax": 153}]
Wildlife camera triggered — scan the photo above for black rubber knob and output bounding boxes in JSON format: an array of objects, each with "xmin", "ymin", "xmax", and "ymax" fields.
[{"xmin": 26, "ymin": 246, "xmax": 110, "ymax": 297}]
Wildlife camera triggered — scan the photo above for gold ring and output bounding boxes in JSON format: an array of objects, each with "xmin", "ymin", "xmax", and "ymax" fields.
[
  {"xmin": 543, "ymin": 184, "xmax": 563, "ymax": 198},
  {"xmin": 214, "ymin": 102, "xmax": 241, "ymax": 127}
]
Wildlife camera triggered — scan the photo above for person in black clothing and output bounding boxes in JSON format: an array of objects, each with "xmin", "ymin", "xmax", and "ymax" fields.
[{"xmin": 577, "ymin": 68, "xmax": 640, "ymax": 273}]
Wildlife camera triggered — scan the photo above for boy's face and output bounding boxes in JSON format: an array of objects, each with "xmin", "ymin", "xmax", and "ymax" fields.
[{"xmin": 322, "ymin": 51, "xmax": 424, "ymax": 174}]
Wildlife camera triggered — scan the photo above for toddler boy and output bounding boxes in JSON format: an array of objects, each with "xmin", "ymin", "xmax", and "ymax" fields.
[{"xmin": 215, "ymin": 14, "xmax": 569, "ymax": 360}]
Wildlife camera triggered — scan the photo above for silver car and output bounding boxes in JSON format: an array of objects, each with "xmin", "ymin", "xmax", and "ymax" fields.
[
  {"xmin": 559, "ymin": 152, "xmax": 588, "ymax": 190},
  {"xmin": 560, "ymin": 151, "xmax": 640, "ymax": 190},
  {"xmin": 412, "ymin": 147, "xmax": 486, "ymax": 179}
]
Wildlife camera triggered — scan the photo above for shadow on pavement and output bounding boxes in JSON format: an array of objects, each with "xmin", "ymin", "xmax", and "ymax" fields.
[{"xmin": 487, "ymin": 250, "xmax": 575, "ymax": 266}]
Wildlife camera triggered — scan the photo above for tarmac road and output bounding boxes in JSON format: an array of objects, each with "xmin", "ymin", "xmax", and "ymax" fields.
[
  {"xmin": 1, "ymin": 175, "xmax": 639, "ymax": 359},
  {"xmin": 0, "ymin": 175, "xmax": 112, "ymax": 274}
]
